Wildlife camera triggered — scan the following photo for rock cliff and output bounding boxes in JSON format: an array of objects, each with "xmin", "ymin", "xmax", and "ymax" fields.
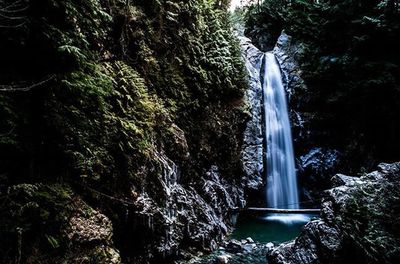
[{"xmin": 0, "ymin": 1, "xmax": 248, "ymax": 263}]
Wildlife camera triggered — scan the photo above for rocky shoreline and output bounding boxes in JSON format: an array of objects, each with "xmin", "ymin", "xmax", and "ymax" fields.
[{"xmin": 196, "ymin": 237, "xmax": 272, "ymax": 264}]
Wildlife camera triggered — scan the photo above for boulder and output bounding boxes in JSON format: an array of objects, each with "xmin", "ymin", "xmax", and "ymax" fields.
[
  {"xmin": 246, "ymin": 237, "xmax": 254, "ymax": 243},
  {"xmin": 226, "ymin": 239, "xmax": 243, "ymax": 253},
  {"xmin": 243, "ymin": 243, "xmax": 256, "ymax": 253},
  {"xmin": 216, "ymin": 254, "xmax": 232, "ymax": 264}
]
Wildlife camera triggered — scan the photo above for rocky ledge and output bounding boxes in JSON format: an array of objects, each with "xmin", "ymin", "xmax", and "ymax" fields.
[{"xmin": 268, "ymin": 162, "xmax": 400, "ymax": 264}]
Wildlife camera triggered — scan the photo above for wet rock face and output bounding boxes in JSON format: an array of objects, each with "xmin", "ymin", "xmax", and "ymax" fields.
[
  {"xmin": 267, "ymin": 162, "xmax": 400, "ymax": 264},
  {"xmin": 127, "ymin": 154, "xmax": 245, "ymax": 262},
  {"xmin": 273, "ymin": 31, "xmax": 306, "ymax": 103},
  {"xmin": 239, "ymin": 36, "xmax": 265, "ymax": 202},
  {"xmin": 298, "ymin": 148, "xmax": 341, "ymax": 200}
]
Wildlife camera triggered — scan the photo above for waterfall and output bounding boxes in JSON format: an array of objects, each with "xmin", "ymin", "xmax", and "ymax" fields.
[
  {"xmin": 239, "ymin": 35, "xmax": 308, "ymax": 223},
  {"xmin": 262, "ymin": 52, "xmax": 299, "ymax": 210}
]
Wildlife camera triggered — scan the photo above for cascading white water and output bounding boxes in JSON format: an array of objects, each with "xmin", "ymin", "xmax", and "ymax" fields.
[
  {"xmin": 239, "ymin": 35, "xmax": 311, "ymax": 224},
  {"xmin": 262, "ymin": 52, "xmax": 299, "ymax": 210}
]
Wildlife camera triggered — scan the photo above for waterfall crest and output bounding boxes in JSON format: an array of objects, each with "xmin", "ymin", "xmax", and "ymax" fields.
[{"xmin": 262, "ymin": 52, "xmax": 299, "ymax": 210}]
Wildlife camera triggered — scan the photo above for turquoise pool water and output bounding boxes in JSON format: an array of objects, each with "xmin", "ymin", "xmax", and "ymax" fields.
[
  {"xmin": 231, "ymin": 213, "xmax": 318, "ymax": 244},
  {"xmin": 197, "ymin": 213, "xmax": 318, "ymax": 264}
]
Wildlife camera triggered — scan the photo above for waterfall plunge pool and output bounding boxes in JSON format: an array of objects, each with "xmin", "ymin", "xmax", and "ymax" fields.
[
  {"xmin": 196, "ymin": 212, "xmax": 318, "ymax": 264},
  {"xmin": 231, "ymin": 212, "xmax": 318, "ymax": 244}
]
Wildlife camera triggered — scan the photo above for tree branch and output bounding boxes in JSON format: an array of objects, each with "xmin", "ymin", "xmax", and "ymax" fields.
[
  {"xmin": 0, "ymin": 75, "xmax": 56, "ymax": 92},
  {"xmin": 0, "ymin": 0, "xmax": 28, "ymax": 28}
]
